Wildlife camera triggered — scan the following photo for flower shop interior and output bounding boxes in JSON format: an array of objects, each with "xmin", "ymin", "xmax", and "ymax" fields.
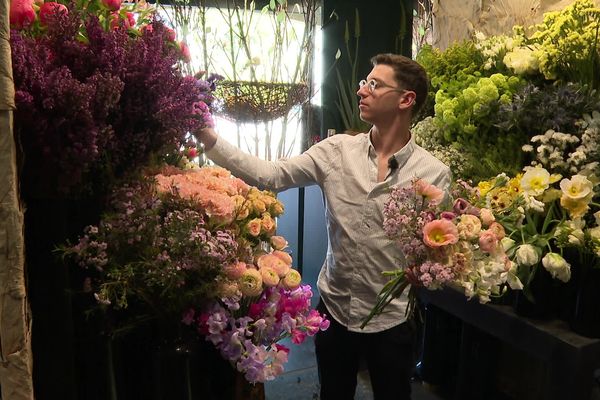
[{"xmin": 2, "ymin": 0, "xmax": 600, "ymax": 399}]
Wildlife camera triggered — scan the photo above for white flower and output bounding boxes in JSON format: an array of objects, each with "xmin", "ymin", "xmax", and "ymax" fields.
[
  {"xmin": 515, "ymin": 244, "xmax": 539, "ymax": 267},
  {"xmin": 520, "ymin": 167, "xmax": 550, "ymax": 196},
  {"xmin": 541, "ymin": 253, "xmax": 571, "ymax": 283},
  {"xmin": 523, "ymin": 193, "xmax": 545, "ymax": 213},
  {"xmin": 500, "ymin": 237, "xmax": 516, "ymax": 252},
  {"xmin": 522, "ymin": 144, "xmax": 534, "ymax": 152},
  {"xmin": 560, "ymin": 175, "xmax": 594, "ymax": 200},
  {"xmin": 595, "ymin": 211, "xmax": 600, "ymax": 226},
  {"xmin": 505, "ymin": 261, "xmax": 524, "ymax": 290}
]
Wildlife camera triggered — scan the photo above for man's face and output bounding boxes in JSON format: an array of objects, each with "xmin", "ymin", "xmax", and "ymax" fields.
[{"xmin": 356, "ymin": 64, "xmax": 411, "ymax": 124}]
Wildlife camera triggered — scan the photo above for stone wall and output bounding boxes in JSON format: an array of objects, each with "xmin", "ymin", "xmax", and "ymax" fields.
[{"xmin": 431, "ymin": 0, "xmax": 599, "ymax": 50}]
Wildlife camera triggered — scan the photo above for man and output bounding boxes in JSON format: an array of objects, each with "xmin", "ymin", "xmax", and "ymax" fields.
[{"xmin": 197, "ymin": 53, "xmax": 451, "ymax": 399}]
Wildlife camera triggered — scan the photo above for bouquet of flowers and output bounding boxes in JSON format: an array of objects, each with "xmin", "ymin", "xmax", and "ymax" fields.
[
  {"xmin": 62, "ymin": 166, "xmax": 328, "ymax": 382},
  {"xmin": 362, "ymin": 179, "xmax": 519, "ymax": 328},
  {"xmin": 10, "ymin": 0, "xmax": 216, "ymax": 197}
]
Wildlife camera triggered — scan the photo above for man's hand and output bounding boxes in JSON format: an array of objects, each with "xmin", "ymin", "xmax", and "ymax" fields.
[{"xmin": 197, "ymin": 127, "xmax": 218, "ymax": 152}]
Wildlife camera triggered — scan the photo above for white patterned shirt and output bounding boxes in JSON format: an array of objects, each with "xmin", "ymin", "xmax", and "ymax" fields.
[{"xmin": 207, "ymin": 132, "xmax": 451, "ymax": 333}]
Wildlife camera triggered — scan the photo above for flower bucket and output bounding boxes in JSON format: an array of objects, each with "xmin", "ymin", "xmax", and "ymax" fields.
[
  {"xmin": 513, "ymin": 267, "xmax": 557, "ymax": 320},
  {"xmin": 570, "ymin": 265, "xmax": 600, "ymax": 338}
]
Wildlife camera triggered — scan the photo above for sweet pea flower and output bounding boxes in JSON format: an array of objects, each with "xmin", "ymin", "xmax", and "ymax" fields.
[
  {"xmin": 422, "ymin": 219, "xmax": 459, "ymax": 248},
  {"xmin": 515, "ymin": 244, "xmax": 539, "ymax": 267},
  {"xmin": 542, "ymin": 252, "xmax": 571, "ymax": 282},
  {"xmin": 415, "ymin": 179, "xmax": 445, "ymax": 206}
]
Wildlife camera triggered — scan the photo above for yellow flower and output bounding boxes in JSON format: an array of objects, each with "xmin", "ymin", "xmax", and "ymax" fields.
[
  {"xmin": 478, "ymin": 180, "xmax": 493, "ymax": 197},
  {"xmin": 559, "ymin": 175, "xmax": 593, "ymax": 200}
]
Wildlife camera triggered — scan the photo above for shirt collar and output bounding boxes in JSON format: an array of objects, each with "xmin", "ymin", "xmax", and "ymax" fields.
[{"xmin": 367, "ymin": 130, "xmax": 415, "ymax": 170}]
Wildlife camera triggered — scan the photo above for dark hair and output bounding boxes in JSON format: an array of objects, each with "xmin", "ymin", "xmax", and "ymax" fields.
[{"xmin": 370, "ymin": 53, "xmax": 429, "ymax": 116}]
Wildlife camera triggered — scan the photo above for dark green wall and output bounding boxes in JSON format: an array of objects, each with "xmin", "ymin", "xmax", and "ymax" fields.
[{"xmin": 320, "ymin": 0, "xmax": 413, "ymax": 136}]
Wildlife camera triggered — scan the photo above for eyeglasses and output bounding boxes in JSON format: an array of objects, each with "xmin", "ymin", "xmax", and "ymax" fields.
[{"xmin": 358, "ymin": 79, "xmax": 404, "ymax": 94}]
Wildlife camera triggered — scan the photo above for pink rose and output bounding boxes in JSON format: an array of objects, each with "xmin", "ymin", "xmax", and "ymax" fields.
[
  {"xmin": 422, "ymin": 219, "xmax": 459, "ymax": 248},
  {"xmin": 39, "ymin": 2, "xmax": 67, "ymax": 25},
  {"xmin": 246, "ymin": 218, "xmax": 262, "ymax": 236},
  {"xmin": 478, "ymin": 230, "xmax": 498, "ymax": 253},
  {"xmin": 10, "ymin": 0, "xmax": 36, "ymax": 29}
]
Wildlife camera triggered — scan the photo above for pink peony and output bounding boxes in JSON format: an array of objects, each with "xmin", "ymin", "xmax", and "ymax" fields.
[
  {"xmin": 39, "ymin": 2, "xmax": 67, "ymax": 25},
  {"xmin": 10, "ymin": 0, "xmax": 36, "ymax": 29},
  {"xmin": 422, "ymin": 219, "xmax": 459, "ymax": 248}
]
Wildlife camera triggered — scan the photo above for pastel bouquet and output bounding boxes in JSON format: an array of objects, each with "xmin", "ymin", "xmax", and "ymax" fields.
[
  {"xmin": 476, "ymin": 165, "xmax": 600, "ymax": 299},
  {"xmin": 362, "ymin": 179, "xmax": 519, "ymax": 328},
  {"xmin": 62, "ymin": 166, "xmax": 328, "ymax": 382}
]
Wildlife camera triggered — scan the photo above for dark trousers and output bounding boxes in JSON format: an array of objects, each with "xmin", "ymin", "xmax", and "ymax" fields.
[{"xmin": 315, "ymin": 300, "xmax": 415, "ymax": 400}]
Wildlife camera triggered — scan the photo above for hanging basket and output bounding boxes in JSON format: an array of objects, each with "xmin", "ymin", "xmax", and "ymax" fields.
[{"xmin": 214, "ymin": 80, "xmax": 309, "ymax": 123}]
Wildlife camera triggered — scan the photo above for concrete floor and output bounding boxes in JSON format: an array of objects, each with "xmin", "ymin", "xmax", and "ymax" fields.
[{"xmin": 264, "ymin": 336, "xmax": 445, "ymax": 400}]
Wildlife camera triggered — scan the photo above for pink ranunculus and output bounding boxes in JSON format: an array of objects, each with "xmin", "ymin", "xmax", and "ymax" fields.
[
  {"xmin": 223, "ymin": 261, "xmax": 247, "ymax": 280},
  {"xmin": 10, "ymin": 0, "xmax": 36, "ymax": 29},
  {"xmin": 422, "ymin": 219, "xmax": 459, "ymax": 248},
  {"xmin": 272, "ymin": 250, "xmax": 292, "ymax": 266},
  {"xmin": 259, "ymin": 266, "xmax": 280, "ymax": 287},
  {"xmin": 478, "ymin": 230, "xmax": 498, "ymax": 253},
  {"xmin": 415, "ymin": 179, "xmax": 445, "ymax": 206},
  {"xmin": 488, "ymin": 222, "xmax": 505, "ymax": 240},
  {"xmin": 257, "ymin": 254, "xmax": 290, "ymax": 278},
  {"xmin": 270, "ymin": 235, "xmax": 288, "ymax": 250},
  {"xmin": 282, "ymin": 269, "xmax": 301, "ymax": 290},
  {"xmin": 39, "ymin": 2, "xmax": 67, "ymax": 26},
  {"xmin": 479, "ymin": 208, "xmax": 496, "ymax": 226},
  {"xmin": 101, "ymin": 0, "xmax": 122, "ymax": 11}
]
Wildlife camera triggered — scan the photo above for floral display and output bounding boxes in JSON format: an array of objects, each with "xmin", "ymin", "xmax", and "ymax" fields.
[
  {"xmin": 10, "ymin": 0, "xmax": 217, "ymax": 196},
  {"xmin": 414, "ymin": 0, "xmax": 600, "ymax": 182},
  {"xmin": 62, "ymin": 166, "xmax": 328, "ymax": 383},
  {"xmin": 361, "ymin": 178, "xmax": 520, "ymax": 328},
  {"xmin": 475, "ymin": 166, "xmax": 600, "ymax": 298}
]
